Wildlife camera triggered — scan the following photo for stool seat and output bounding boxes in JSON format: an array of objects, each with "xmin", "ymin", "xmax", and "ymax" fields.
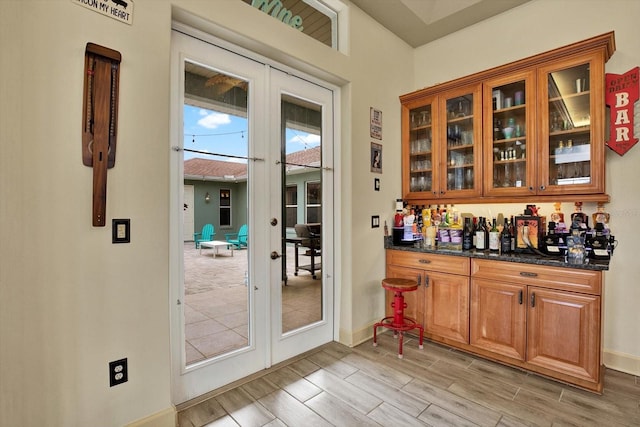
[
  {"xmin": 373, "ymin": 277, "xmax": 424, "ymax": 358},
  {"xmin": 382, "ymin": 277, "xmax": 418, "ymax": 293}
]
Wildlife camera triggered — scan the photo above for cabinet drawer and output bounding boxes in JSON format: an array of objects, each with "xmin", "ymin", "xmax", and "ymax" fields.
[
  {"xmin": 471, "ymin": 259, "xmax": 601, "ymax": 295},
  {"xmin": 387, "ymin": 250, "xmax": 470, "ymax": 275}
]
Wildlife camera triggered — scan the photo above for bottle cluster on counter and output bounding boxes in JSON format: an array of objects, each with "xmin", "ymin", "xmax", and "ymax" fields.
[{"xmin": 390, "ymin": 200, "xmax": 616, "ymax": 263}]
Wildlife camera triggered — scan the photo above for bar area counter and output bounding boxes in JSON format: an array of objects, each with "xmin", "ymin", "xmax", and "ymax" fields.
[
  {"xmin": 383, "ymin": 236, "xmax": 608, "ymax": 393},
  {"xmin": 384, "ymin": 236, "xmax": 610, "ymax": 271}
]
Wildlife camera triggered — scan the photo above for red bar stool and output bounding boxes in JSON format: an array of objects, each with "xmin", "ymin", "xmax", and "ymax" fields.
[{"xmin": 373, "ymin": 277, "xmax": 424, "ymax": 358}]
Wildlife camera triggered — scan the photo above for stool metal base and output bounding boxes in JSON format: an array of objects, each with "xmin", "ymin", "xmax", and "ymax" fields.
[{"xmin": 373, "ymin": 287, "xmax": 424, "ymax": 358}]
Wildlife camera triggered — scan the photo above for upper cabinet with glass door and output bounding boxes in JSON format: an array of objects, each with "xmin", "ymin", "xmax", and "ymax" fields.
[
  {"xmin": 403, "ymin": 96, "xmax": 436, "ymax": 197},
  {"xmin": 440, "ymin": 85, "xmax": 482, "ymax": 199},
  {"xmin": 483, "ymin": 71, "xmax": 535, "ymax": 196},
  {"xmin": 401, "ymin": 32, "xmax": 614, "ymax": 205},
  {"xmin": 538, "ymin": 53, "xmax": 606, "ymax": 195},
  {"xmin": 402, "ymin": 85, "xmax": 482, "ymax": 200}
]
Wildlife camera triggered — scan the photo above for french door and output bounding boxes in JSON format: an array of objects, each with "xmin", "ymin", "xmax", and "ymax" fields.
[{"xmin": 170, "ymin": 29, "xmax": 335, "ymax": 404}]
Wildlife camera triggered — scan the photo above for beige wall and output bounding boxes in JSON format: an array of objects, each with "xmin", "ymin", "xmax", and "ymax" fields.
[
  {"xmin": 0, "ymin": 0, "xmax": 412, "ymax": 425},
  {"xmin": 2, "ymin": 0, "xmax": 638, "ymax": 425},
  {"xmin": 413, "ymin": 0, "xmax": 640, "ymax": 375}
]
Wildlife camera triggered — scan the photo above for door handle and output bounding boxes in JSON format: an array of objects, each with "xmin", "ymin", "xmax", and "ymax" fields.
[{"xmin": 270, "ymin": 251, "xmax": 281, "ymax": 260}]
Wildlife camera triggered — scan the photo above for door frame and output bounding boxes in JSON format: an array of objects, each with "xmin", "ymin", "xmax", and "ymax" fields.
[
  {"xmin": 169, "ymin": 24, "xmax": 342, "ymax": 405},
  {"xmin": 183, "ymin": 185, "xmax": 194, "ymax": 242}
]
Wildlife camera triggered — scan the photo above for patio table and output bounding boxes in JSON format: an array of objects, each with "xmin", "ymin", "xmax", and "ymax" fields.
[{"xmin": 199, "ymin": 241, "xmax": 234, "ymax": 258}]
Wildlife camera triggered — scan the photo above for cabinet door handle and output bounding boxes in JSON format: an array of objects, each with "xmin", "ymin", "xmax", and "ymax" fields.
[
  {"xmin": 531, "ymin": 292, "xmax": 536, "ymax": 307},
  {"xmin": 519, "ymin": 271, "xmax": 538, "ymax": 277},
  {"xmin": 519, "ymin": 290, "xmax": 523, "ymax": 305},
  {"xmin": 528, "ymin": 186, "xmax": 534, "ymax": 191},
  {"xmin": 419, "ymin": 259, "xmax": 431, "ymax": 264},
  {"xmin": 417, "ymin": 275, "xmax": 421, "ymax": 286},
  {"xmin": 424, "ymin": 275, "xmax": 429, "ymax": 287},
  {"xmin": 539, "ymin": 185, "xmax": 546, "ymax": 191}
]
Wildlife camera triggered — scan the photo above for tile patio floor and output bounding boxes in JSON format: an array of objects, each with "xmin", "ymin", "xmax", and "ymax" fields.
[{"xmin": 184, "ymin": 242, "xmax": 321, "ymax": 365}]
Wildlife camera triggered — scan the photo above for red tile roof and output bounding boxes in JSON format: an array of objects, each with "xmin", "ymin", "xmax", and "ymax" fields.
[
  {"xmin": 184, "ymin": 147, "xmax": 320, "ymax": 179},
  {"xmin": 184, "ymin": 157, "xmax": 247, "ymax": 179}
]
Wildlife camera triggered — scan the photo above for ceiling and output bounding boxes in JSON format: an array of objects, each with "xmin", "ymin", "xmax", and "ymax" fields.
[{"xmin": 349, "ymin": 0, "xmax": 531, "ymax": 48}]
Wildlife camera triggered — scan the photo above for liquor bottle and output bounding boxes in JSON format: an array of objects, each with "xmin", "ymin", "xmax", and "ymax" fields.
[
  {"xmin": 566, "ymin": 221, "xmax": 586, "ymax": 265},
  {"xmin": 551, "ymin": 202, "xmax": 565, "ymax": 232},
  {"xmin": 472, "ymin": 217, "xmax": 478, "ymax": 248},
  {"xmin": 462, "ymin": 217, "xmax": 473, "ymax": 251},
  {"xmin": 500, "ymin": 218, "xmax": 512, "ymax": 254},
  {"xmin": 489, "ymin": 218, "xmax": 500, "ymax": 252},
  {"xmin": 394, "ymin": 199, "xmax": 404, "ymax": 227},
  {"xmin": 592, "ymin": 203, "xmax": 610, "ymax": 232},
  {"xmin": 475, "ymin": 216, "xmax": 487, "ymax": 250},
  {"xmin": 423, "ymin": 205, "xmax": 431, "ymax": 228},
  {"xmin": 441, "ymin": 204, "xmax": 448, "ymax": 226},
  {"xmin": 571, "ymin": 201, "xmax": 589, "ymax": 230},
  {"xmin": 543, "ymin": 221, "xmax": 561, "ymax": 255},
  {"xmin": 509, "ymin": 215, "xmax": 516, "ymax": 252},
  {"xmin": 589, "ymin": 222, "xmax": 610, "ymax": 259}
]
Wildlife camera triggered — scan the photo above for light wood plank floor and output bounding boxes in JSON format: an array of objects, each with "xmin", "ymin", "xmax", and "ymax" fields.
[{"xmin": 177, "ymin": 334, "xmax": 640, "ymax": 426}]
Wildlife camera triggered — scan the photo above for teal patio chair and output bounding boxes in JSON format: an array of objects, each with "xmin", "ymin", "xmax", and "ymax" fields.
[
  {"xmin": 194, "ymin": 224, "xmax": 215, "ymax": 249},
  {"xmin": 225, "ymin": 224, "xmax": 248, "ymax": 249}
]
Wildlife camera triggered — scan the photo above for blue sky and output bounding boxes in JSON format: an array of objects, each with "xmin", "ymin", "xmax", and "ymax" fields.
[{"xmin": 183, "ymin": 105, "xmax": 320, "ymax": 161}]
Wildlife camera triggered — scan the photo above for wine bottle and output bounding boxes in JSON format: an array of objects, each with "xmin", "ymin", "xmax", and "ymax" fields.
[
  {"xmin": 475, "ymin": 216, "xmax": 487, "ymax": 250},
  {"xmin": 489, "ymin": 218, "xmax": 500, "ymax": 252},
  {"xmin": 462, "ymin": 217, "xmax": 473, "ymax": 251},
  {"xmin": 471, "ymin": 216, "xmax": 478, "ymax": 249},
  {"xmin": 501, "ymin": 218, "xmax": 511, "ymax": 254},
  {"xmin": 509, "ymin": 215, "xmax": 516, "ymax": 251}
]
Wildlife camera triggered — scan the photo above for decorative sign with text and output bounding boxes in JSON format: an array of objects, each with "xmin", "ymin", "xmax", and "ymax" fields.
[
  {"xmin": 73, "ymin": 0, "xmax": 134, "ymax": 25},
  {"xmin": 605, "ymin": 67, "xmax": 639, "ymax": 156}
]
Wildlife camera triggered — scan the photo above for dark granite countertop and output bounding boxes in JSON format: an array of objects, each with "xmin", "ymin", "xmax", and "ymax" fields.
[{"xmin": 384, "ymin": 237, "xmax": 609, "ymax": 271}]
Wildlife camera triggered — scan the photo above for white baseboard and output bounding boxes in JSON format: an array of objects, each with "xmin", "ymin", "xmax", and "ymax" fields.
[
  {"xmin": 126, "ymin": 406, "xmax": 177, "ymax": 427},
  {"xmin": 339, "ymin": 322, "xmax": 376, "ymax": 348},
  {"xmin": 604, "ymin": 349, "xmax": 640, "ymax": 376}
]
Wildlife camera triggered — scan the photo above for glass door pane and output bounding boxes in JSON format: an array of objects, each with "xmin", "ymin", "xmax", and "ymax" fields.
[
  {"xmin": 182, "ymin": 62, "xmax": 250, "ymax": 365},
  {"xmin": 280, "ymin": 94, "xmax": 323, "ymax": 333},
  {"xmin": 445, "ymin": 94, "xmax": 475, "ymax": 192},
  {"xmin": 488, "ymin": 78, "xmax": 529, "ymax": 192},
  {"xmin": 547, "ymin": 63, "xmax": 592, "ymax": 188},
  {"xmin": 408, "ymin": 104, "xmax": 434, "ymax": 194}
]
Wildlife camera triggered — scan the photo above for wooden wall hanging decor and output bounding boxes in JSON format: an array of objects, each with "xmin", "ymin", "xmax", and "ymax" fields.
[
  {"xmin": 605, "ymin": 67, "xmax": 639, "ymax": 156},
  {"xmin": 82, "ymin": 43, "xmax": 121, "ymax": 227}
]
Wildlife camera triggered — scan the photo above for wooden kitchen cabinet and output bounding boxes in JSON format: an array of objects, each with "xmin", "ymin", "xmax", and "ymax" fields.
[
  {"xmin": 483, "ymin": 69, "xmax": 536, "ymax": 196},
  {"xmin": 423, "ymin": 269, "xmax": 469, "ymax": 344},
  {"xmin": 402, "ymin": 84, "xmax": 483, "ymax": 200},
  {"xmin": 400, "ymin": 32, "xmax": 615, "ymax": 205},
  {"xmin": 386, "ymin": 250, "xmax": 470, "ymax": 345},
  {"xmin": 527, "ymin": 287, "xmax": 601, "ymax": 384},
  {"xmin": 470, "ymin": 278, "xmax": 527, "ymax": 360},
  {"xmin": 471, "ymin": 258, "xmax": 603, "ymax": 391},
  {"xmin": 537, "ymin": 53, "xmax": 607, "ymax": 196}
]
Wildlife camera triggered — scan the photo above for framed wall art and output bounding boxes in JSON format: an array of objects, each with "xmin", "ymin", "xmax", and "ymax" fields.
[{"xmin": 371, "ymin": 142, "xmax": 382, "ymax": 173}]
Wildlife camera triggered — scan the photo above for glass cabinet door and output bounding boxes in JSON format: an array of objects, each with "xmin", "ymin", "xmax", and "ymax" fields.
[
  {"xmin": 484, "ymin": 71, "xmax": 535, "ymax": 196},
  {"xmin": 440, "ymin": 85, "xmax": 482, "ymax": 198},
  {"xmin": 539, "ymin": 55, "xmax": 605, "ymax": 195},
  {"xmin": 406, "ymin": 102, "xmax": 435, "ymax": 195}
]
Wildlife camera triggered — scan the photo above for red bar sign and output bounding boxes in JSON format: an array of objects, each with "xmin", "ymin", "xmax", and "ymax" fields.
[{"xmin": 605, "ymin": 67, "xmax": 639, "ymax": 156}]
